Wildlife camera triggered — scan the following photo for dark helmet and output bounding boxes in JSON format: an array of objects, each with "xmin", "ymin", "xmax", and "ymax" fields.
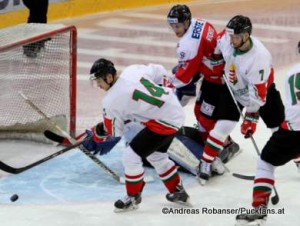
[
  {"xmin": 226, "ymin": 15, "xmax": 252, "ymax": 35},
  {"xmin": 90, "ymin": 58, "xmax": 116, "ymax": 80},
  {"xmin": 167, "ymin": 4, "xmax": 191, "ymax": 24}
]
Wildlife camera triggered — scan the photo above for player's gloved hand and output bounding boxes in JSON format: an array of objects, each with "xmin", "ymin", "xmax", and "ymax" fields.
[
  {"xmin": 162, "ymin": 75, "xmax": 175, "ymax": 88},
  {"xmin": 79, "ymin": 123, "xmax": 108, "ymax": 155},
  {"xmin": 79, "ymin": 123, "xmax": 121, "ymax": 155},
  {"xmin": 240, "ymin": 112, "xmax": 259, "ymax": 138},
  {"xmin": 175, "ymin": 73, "xmax": 200, "ymax": 106},
  {"xmin": 172, "ymin": 65, "xmax": 180, "ymax": 74}
]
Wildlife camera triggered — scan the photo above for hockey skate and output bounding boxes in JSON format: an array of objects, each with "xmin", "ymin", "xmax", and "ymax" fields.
[
  {"xmin": 294, "ymin": 155, "xmax": 300, "ymax": 173},
  {"xmin": 211, "ymin": 157, "xmax": 226, "ymax": 175},
  {"xmin": 197, "ymin": 158, "xmax": 226, "ymax": 185},
  {"xmin": 296, "ymin": 161, "xmax": 300, "ymax": 173},
  {"xmin": 166, "ymin": 183, "xmax": 192, "ymax": 206},
  {"xmin": 114, "ymin": 193, "xmax": 142, "ymax": 213},
  {"xmin": 23, "ymin": 43, "xmax": 40, "ymax": 58},
  {"xmin": 219, "ymin": 137, "xmax": 240, "ymax": 164},
  {"xmin": 196, "ymin": 160, "xmax": 211, "ymax": 185},
  {"xmin": 235, "ymin": 205, "xmax": 267, "ymax": 226},
  {"xmin": 23, "ymin": 38, "xmax": 50, "ymax": 58}
]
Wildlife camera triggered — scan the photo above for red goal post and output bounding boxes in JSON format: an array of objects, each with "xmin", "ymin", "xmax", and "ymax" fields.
[{"xmin": 0, "ymin": 23, "xmax": 77, "ymax": 142}]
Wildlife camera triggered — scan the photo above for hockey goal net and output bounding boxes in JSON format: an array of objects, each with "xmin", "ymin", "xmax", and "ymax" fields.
[{"xmin": 0, "ymin": 23, "xmax": 77, "ymax": 143}]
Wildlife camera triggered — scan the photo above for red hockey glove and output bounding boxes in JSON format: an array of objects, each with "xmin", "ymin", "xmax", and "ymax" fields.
[
  {"xmin": 162, "ymin": 75, "xmax": 175, "ymax": 88},
  {"xmin": 241, "ymin": 112, "xmax": 259, "ymax": 138}
]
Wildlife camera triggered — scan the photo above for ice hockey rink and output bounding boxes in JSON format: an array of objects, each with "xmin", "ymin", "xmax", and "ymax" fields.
[{"xmin": 0, "ymin": 0, "xmax": 299, "ymax": 225}]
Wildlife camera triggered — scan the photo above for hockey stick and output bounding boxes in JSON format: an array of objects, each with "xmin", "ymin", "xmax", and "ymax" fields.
[
  {"xmin": 222, "ymin": 75, "xmax": 279, "ymax": 205},
  {"xmin": 18, "ymin": 92, "xmax": 124, "ymax": 183},
  {"xmin": 232, "ymin": 173, "xmax": 279, "ymax": 205},
  {"xmin": 232, "ymin": 173, "xmax": 255, "ymax": 180},
  {"xmin": 44, "ymin": 130, "xmax": 86, "ymax": 146},
  {"xmin": 0, "ymin": 141, "xmax": 82, "ymax": 174},
  {"xmin": 43, "ymin": 130, "xmax": 157, "ymax": 183}
]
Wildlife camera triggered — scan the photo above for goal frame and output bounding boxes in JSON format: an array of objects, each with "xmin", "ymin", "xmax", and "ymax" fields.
[{"xmin": 0, "ymin": 25, "xmax": 77, "ymax": 137}]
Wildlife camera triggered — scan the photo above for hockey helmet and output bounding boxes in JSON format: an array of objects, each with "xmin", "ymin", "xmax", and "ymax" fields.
[
  {"xmin": 226, "ymin": 15, "xmax": 252, "ymax": 35},
  {"xmin": 90, "ymin": 58, "xmax": 116, "ymax": 80},
  {"xmin": 167, "ymin": 4, "xmax": 191, "ymax": 24}
]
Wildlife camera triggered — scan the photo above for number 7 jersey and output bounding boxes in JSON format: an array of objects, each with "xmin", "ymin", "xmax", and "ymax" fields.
[
  {"xmin": 101, "ymin": 64, "xmax": 185, "ymax": 137},
  {"xmin": 281, "ymin": 64, "xmax": 300, "ymax": 131}
]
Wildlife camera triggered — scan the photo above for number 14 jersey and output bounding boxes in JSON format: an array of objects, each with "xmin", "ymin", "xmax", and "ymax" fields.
[{"xmin": 101, "ymin": 64, "xmax": 185, "ymax": 137}]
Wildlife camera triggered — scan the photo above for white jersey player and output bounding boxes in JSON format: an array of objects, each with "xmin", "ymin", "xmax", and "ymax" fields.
[
  {"xmin": 215, "ymin": 15, "xmax": 284, "ymax": 135},
  {"xmin": 217, "ymin": 34, "xmax": 273, "ymax": 112},
  {"xmin": 196, "ymin": 15, "xmax": 285, "ymax": 185},
  {"xmin": 101, "ymin": 64, "xmax": 184, "ymax": 137},
  {"xmin": 81, "ymin": 59, "xmax": 191, "ymax": 212},
  {"xmin": 281, "ymin": 63, "xmax": 300, "ymax": 131},
  {"xmin": 235, "ymin": 45, "xmax": 300, "ymax": 226}
]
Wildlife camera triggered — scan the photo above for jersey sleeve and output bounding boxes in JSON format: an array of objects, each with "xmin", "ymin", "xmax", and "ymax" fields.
[
  {"xmin": 214, "ymin": 29, "xmax": 226, "ymax": 56},
  {"xmin": 102, "ymin": 102, "xmax": 125, "ymax": 137},
  {"xmin": 144, "ymin": 64, "xmax": 168, "ymax": 85},
  {"xmin": 246, "ymin": 60, "xmax": 271, "ymax": 112}
]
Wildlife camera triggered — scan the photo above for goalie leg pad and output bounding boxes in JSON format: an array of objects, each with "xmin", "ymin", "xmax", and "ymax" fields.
[{"xmin": 168, "ymin": 136, "xmax": 201, "ymax": 175}]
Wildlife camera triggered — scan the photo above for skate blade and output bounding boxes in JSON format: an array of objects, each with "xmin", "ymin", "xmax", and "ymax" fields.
[
  {"xmin": 197, "ymin": 177, "xmax": 208, "ymax": 186},
  {"xmin": 167, "ymin": 197, "xmax": 193, "ymax": 207},
  {"xmin": 114, "ymin": 204, "xmax": 139, "ymax": 213}
]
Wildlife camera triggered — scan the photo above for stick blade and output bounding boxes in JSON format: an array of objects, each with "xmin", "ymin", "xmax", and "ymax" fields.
[
  {"xmin": 44, "ymin": 130, "xmax": 65, "ymax": 143},
  {"xmin": 232, "ymin": 173, "xmax": 255, "ymax": 180},
  {"xmin": 271, "ymin": 195, "xmax": 279, "ymax": 205},
  {"xmin": 0, "ymin": 161, "xmax": 18, "ymax": 174}
]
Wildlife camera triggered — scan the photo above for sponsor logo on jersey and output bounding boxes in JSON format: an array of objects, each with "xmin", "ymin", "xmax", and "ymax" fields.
[
  {"xmin": 233, "ymin": 87, "xmax": 249, "ymax": 96},
  {"xmin": 200, "ymin": 100, "xmax": 215, "ymax": 116},
  {"xmin": 192, "ymin": 20, "xmax": 204, "ymax": 39},
  {"xmin": 206, "ymin": 26, "xmax": 214, "ymax": 42}
]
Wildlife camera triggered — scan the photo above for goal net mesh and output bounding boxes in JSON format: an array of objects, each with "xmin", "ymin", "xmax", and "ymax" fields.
[{"xmin": 0, "ymin": 23, "xmax": 77, "ymax": 143}]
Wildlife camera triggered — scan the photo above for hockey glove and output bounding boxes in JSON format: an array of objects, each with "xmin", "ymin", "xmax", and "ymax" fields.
[
  {"xmin": 175, "ymin": 74, "xmax": 200, "ymax": 106},
  {"xmin": 162, "ymin": 75, "xmax": 175, "ymax": 88},
  {"xmin": 241, "ymin": 112, "xmax": 259, "ymax": 138},
  {"xmin": 79, "ymin": 123, "xmax": 121, "ymax": 155},
  {"xmin": 172, "ymin": 65, "xmax": 180, "ymax": 74},
  {"xmin": 79, "ymin": 123, "xmax": 108, "ymax": 155}
]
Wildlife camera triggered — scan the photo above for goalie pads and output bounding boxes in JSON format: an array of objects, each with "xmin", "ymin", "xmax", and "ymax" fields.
[
  {"xmin": 168, "ymin": 128, "xmax": 240, "ymax": 175},
  {"xmin": 168, "ymin": 135, "xmax": 201, "ymax": 175}
]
